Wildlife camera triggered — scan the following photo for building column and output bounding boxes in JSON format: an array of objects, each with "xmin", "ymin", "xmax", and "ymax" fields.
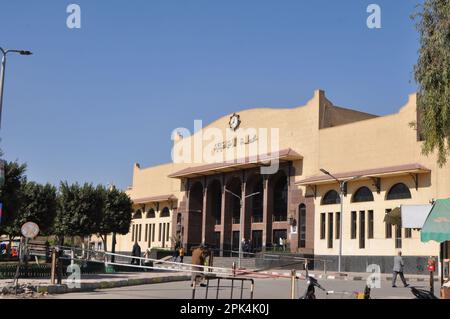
[
  {"xmin": 262, "ymin": 175, "xmax": 269, "ymax": 251},
  {"xmin": 201, "ymin": 185, "xmax": 208, "ymax": 244},
  {"xmin": 183, "ymin": 189, "xmax": 190, "ymax": 250},
  {"xmin": 219, "ymin": 185, "xmax": 226, "ymax": 257},
  {"xmin": 241, "ymin": 178, "xmax": 247, "ymax": 242}
]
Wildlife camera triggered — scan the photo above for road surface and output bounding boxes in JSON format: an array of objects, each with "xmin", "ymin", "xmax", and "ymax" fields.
[{"xmin": 49, "ymin": 277, "xmax": 435, "ymax": 299}]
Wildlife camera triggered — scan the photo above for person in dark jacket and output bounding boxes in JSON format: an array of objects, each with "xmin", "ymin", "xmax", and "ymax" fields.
[{"xmin": 131, "ymin": 241, "xmax": 142, "ymax": 265}]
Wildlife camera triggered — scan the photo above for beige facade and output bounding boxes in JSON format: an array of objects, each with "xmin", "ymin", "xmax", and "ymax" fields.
[{"xmin": 112, "ymin": 89, "xmax": 447, "ymax": 272}]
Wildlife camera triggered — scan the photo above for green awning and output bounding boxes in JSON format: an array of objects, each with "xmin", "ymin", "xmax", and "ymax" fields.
[
  {"xmin": 384, "ymin": 207, "xmax": 402, "ymax": 226},
  {"xmin": 421, "ymin": 198, "xmax": 450, "ymax": 243}
]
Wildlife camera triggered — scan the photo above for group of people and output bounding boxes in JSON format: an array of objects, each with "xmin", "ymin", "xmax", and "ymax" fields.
[
  {"xmin": 278, "ymin": 237, "xmax": 288, "ymax": 251},
  {"xmin": 130, "ymin": 241, "xmax": 186, "ymax": 265},
  {"xmin": 130, "ymin": 240, "xmax": 413, "ymax": 289}
]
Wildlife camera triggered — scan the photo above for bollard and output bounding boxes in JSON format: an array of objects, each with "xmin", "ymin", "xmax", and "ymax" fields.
[
  {"xmin": 50, "ymin": 248, "xmax": 56, "ymax": 285},
  {"xmin": 232, "ymin": 262, "xmax": 236, "ymax": 277},
  {"xmin": 290, "ymin": 269, "xmax": 296, "ymax": 299}
]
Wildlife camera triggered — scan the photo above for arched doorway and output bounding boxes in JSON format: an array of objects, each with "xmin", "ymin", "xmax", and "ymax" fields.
[
  {"xmin": 269, "ymin": 171, "xmax": 288, "ymax": 249},
  {"xmin": 205, "ymin": 179, "xmax": 222, "ymax": 249},
  {"xmin": 272, "ymin": 173, "xmax": 288, "ymax": 222},
  {"xmin": 187, "ymin": 181, "xmax": 203, "ymax": 249}
]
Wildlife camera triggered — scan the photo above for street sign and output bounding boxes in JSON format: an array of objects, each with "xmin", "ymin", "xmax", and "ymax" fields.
[{"xmin": 21, "ymin": 222, "xmax": 39, "ymax": 239}]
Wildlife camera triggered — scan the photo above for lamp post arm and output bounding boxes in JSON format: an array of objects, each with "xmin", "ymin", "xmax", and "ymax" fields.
[
  {"xmin": 244, "ymin": 192, "xmax": 260, "ymax": 199},
  {"xmin": 224, "ymin": 188, "xmax": 241, "ymax": 200}
]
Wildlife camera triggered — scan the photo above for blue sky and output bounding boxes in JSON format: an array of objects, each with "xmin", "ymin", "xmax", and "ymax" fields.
[{"xmin": 0, "ymin": 0, "xmax": 422, "ymax": 189}]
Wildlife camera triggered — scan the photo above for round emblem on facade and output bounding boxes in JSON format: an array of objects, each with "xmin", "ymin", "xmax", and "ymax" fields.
[
  {"xmin": 21, "ymin": 222, "xmax": 40, "ymax": 239},
  {"xmin": 229, "ymin": 113, "xmax": 241, "ymax": 131}
]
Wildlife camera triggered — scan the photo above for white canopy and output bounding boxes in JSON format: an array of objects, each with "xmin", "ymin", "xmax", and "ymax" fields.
[{"xmin": 401, "ymin": 204, "xmax": 433, "ymax": 229}]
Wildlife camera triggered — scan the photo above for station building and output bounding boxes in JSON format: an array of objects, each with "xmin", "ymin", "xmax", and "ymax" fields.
[{"xmin": 112, "ymin": 90, "xmax": 448, "ymax": 272}]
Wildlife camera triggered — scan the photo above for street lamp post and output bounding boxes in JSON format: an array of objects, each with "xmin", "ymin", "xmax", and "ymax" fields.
[
  {"xmin": 320, "ymin": 169, "xmax": 362, "ymax": 273},
  {"xmin": 225, "ymin": 188, "xmax": 260, "ymax": 269},
  {"xmin": 0, "ymin": 47, "xmax": 33, "ymax": 128}
]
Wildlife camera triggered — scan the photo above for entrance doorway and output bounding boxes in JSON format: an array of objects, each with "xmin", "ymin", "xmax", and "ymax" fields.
[
  {"xmin": 232, "ymin": 231, "xmax": 240, "ymax": 254},
  {"xmin": 273, "ymin": 229, "xmax": 287, "ymax": 251},
  {"xmin": 251, "ymin": 230, "xmax": 263, "ymax": 252},
  {"xmin": 214, "ymin": 231, "xmax": 221, "ymax": 256}
]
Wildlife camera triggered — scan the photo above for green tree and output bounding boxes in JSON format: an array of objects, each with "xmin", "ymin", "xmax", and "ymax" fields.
[
  {"xmin": 54, "ymin": 182, "xmax": 103, "ymax": 239},
  {"xmin": 13, "ymin": 182, "xmax": 58, "ymax": 236},
  {"xmin": 98, "ymin": 186, "xmax": 132, "ymax": 253},
  {"xmin": 413, "ymin": 0, "xmax": 450, "ymax": 165},
  {"xmin": 0, "ymin": 161, "xmax": 27, "ymax": 237}
]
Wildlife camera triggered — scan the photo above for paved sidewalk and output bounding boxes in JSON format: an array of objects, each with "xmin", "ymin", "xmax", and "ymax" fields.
[{"xmin": 0, "ymin": 271, "xmax": 191, "ymax": 295}]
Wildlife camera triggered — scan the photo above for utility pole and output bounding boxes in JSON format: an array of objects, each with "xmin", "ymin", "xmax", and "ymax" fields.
[
  {"xmin": 320, "ymin": 169, "xmax": 362, "ymax": 273},
  {"xmin": 0, "ymin": 47, "xmax": 32, "ymax": 128}
]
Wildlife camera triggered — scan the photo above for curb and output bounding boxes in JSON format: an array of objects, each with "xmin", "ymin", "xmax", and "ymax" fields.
[{"xmin": 36, "ymin": 275, "xmax": 191, "ymax": 295}]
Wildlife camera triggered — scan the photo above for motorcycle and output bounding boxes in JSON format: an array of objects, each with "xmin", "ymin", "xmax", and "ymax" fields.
[
  {"xmin": 299, "ymin": 275, "xmax": 372, "ymax": 299},
  {"xmin": 299, "ymin": 275, "xmax": 327, "ymax": 299},
  {"xmin": 410, "ymin": 286, "xmax": 438, "ymax": 299}
]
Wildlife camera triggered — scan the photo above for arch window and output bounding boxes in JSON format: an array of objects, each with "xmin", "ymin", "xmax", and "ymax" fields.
[
  {"xmin": 387, "ymin": 183, "xmax": 411, "ymax": 200},
  {"xmin": 160, "ymin": 207, "xmax": 170, "ymax": 217},
  {"xmin": 321, "ymin": 190, "xmax": 340, "ymax": 205},
  {"xmin": 352, "ymin": 187, "xmax": 374, "ymax": 203},
  {"xmin": 133, "ymin": 209, "xmax": 142, "ymax": 219},
  {"xmin": 147, "ymin": 208, "xmax": 156, "ymax": 218}
]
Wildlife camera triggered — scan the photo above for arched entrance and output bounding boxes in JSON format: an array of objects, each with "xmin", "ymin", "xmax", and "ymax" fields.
[
  {"xmin": 187, "ymin": 181, "xmax": 203, "ymax": 249},
  {"xmin": 269, "ymin": 171, "xmax": 288, "ymax": 249},
  {"xmin": 205, "ymin": 179, "xmax": 222, "ymax": 249}
]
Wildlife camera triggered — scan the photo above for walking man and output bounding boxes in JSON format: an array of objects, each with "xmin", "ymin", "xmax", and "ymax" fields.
[{"xmin": 392, "ymin": 251, "xmax": 409, "ymax": 288}]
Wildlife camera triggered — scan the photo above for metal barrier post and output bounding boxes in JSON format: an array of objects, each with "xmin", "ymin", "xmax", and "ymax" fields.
[
  {"xmin": 305, "ymin": 259, "xmax": 309, "ymax": 277},
  {"xmin": 216, "ymin": 278, "xmax": 220, "ymax": 299},
  {"xmin": 205, "ymin": 278, "xmax": 209, "ymax": 299},
  {"xmin": 230, "ymin": 279, "xmax": 234, "ymax": 299},
  {"xmin": 250, "ymin": 279, "xmax": 254, "ymax": 299},
  {"xmin": 192, "ymin": 280, "xmax": 197, "ymax": 299}
]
